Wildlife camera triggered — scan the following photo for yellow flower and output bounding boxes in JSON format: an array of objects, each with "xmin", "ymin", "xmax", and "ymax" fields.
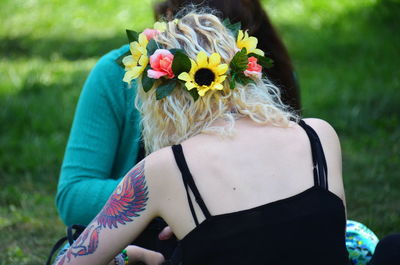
[
  {"xmin": 178, "ymin": 51, "xmax": 228, "ymax": 97},
  {"xmin": 153, "ymin": 19, "xmax": 179, "ymax": 32},
  {"xmin": 236, "ymin": 30, "xmax": 265, "ymax": 56},
  {"xmin": 154, "ymin": 21, "xmax": 167, "ymax": 32},
  {"xmin": 123, "ymin": 33, "xmax": 149, "ymax": 83}
]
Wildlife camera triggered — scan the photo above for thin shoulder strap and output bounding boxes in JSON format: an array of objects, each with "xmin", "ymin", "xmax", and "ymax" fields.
[
  {"xmin": 171, "ymin": 144, "xmax": 211, "ymax": 226},
  {"xmin": 298, "ymin": 120, "xmax": 328, "ymax": 189}
]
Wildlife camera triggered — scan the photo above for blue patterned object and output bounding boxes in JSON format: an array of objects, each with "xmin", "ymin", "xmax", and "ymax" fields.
[{"xmin": 346, "ymin": 220, "xmax": 379, "ymax": 265}]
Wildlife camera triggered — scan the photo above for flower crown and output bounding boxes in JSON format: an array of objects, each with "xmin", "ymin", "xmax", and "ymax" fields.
[{"xmin": 116, "ymin": 19, "xmax": 273, "ymax": 101}]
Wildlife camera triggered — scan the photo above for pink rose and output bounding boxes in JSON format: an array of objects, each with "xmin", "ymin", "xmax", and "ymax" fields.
[
  {"xmin": 147, "ymin": 49, "xmax": 175, "ymax": 79},
  {"xmin": 244, "ymin": 56, "xmax": 262, "ymax": 79},
  {"xmin": 143, "ymin": 28, "xmax": 160, "ymax": 40}
]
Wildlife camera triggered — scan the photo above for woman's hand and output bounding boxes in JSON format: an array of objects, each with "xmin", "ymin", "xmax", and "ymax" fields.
[
  {"xmin": 158, "ymin": 226, "xmax": 174, "ymax": 240},
  {"xmin": 126, "ymin": 226, "xmax": 172, "ymax": 264},
  {"xmin": 126, "ymin": 245, "xmax": 165, "ymax": 265},
  {"xmin": 109, "ymin": 246, "xmax": 165, "ymax": 265},
  {"xmin": 108, "ymin": 226, "xmax": 173, "ymax": 265}
]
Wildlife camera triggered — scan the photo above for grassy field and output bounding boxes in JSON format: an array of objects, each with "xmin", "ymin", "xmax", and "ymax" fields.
[{"xmin": 1, "ymin": 0, "xmax": 399, "ymax": 263}]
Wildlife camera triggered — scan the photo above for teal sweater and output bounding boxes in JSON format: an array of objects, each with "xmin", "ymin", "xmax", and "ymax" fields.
[{"xmin": 56, "ymin": 45, "xmax": 142, "ymax": 226}]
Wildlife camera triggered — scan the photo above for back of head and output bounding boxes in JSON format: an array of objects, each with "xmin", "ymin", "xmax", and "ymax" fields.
[
  {"xmin": 153, "ymin": 1, "xmax": 293, "ymax": 73},
  {"xmin": 127, "ymin": 9, "xmax": 296, "ymax": 153},
  {"xmin": 154, "ymin": 0, "xmax": 301, "ymax": 112},
  {"xmin": 154, "ymin": 0, "xmax": 271, "ymax": 36}
]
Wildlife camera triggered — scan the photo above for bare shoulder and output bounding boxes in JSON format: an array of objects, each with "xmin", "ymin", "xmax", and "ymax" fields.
[
  {"xmin": 302, "ymin": 118, "xmax": 341, "ymax": 164},
  {"xmin": 302, "ymin": 118, "xmax": 341, "ymax": 154},
  {"xmin": 302, "ymin": 118, "xmax": 346, "ymax": 204},
  {"xmin": 143, "ymin": 146, "xmax": 195, "ymax": 230},
  {"xmin": 145, "ymin": 146, "xmax": 173, "ymax": 169},
  {"xmin": 144, "ymin": 146, "xmax": 176, "ymax": 184},
  {"xmin": 143, "ymin": 146, "xmax": 184, "ymax": 199},
  {"xmin": 302, "ymin": 118, "xmax": 339, "ymax": 141}
]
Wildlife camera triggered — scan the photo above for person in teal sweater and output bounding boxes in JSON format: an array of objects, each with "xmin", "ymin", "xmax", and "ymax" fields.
[
  {"xmin": 56, "ymin": 44, "xmax": 140, "ymax": 227},
  {"xmin": 54, "ymin": 44, "xmax": 177, "ymax": 263}
]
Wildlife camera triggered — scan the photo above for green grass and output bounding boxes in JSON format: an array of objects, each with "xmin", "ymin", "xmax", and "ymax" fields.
[
  {"xmin": 1, "ymin": 0, "xmax": 399, "ymax": 263},
  {"xmin": 267, "ymin": 0, "xmax": 400, "ymax": 234}
]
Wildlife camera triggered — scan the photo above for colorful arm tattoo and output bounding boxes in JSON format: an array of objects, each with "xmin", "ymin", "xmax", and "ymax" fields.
[{"xmin": 56, "ymin": 161, "xmax": 148, "ymax": 265}]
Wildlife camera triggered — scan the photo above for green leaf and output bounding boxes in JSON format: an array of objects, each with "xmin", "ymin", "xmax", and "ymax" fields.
[
  {"xmin": 146, "ymin": 39, "xmax": 159, "ymax": 55},
  {"xmin": 142, "ymin": 66, "xmax": 155, "ymax": 92},
  {"xmin": 235, "ymin": 73, "xmax": 254, "ymax": 86},
  {"xmin": 222, "ymin": 18, "xmax": 230, "ymax": 27},
  {"xmin": 169, "ymin": 48, "xmax": 186, "ymax": 55},
  {"xmin": 222, "ymin": 18, "xmax": 241, "ymax": 39},
  {"xmin": 156, "ymin": 80, "xmax": 177, "ymax": 100},
  {"xmin": 248, "ymin": 53, "xmax": 274, "ymax": 69},
  {"xmin": 126, "ymin": 29, "xmax": 139, "ymax": 43},
  {"xmin": 188, "ymin": 88, "xmax": 199, "ymax": 101},
  {"xmin": 172, "ymin": 52, "xmax": 191, "ymax": 76},
  {"xmin": 115, "ymin": 51, "xmax": 131, "ymax": 68},
  {"xmin": 230, "ymin": 73, "xmax": 237, "ymax": 89},
  {"xmin": 230, "ymin": 48, "xmax": 248, "ymax": 72}
]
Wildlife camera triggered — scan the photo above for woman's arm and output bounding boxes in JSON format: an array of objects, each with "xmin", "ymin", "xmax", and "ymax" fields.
[
  {"xmin": 56, "ymin": 45, "xmax": 142, "ymax": 226},
  {"xmin": 55, "ymin": 160, "xmax": 164, "ymax": 265}
]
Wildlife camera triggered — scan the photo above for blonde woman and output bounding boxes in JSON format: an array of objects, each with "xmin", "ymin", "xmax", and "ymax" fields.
[{"xmin": 55, "ymin": 10, "xmax": 349, "ymax": 265}]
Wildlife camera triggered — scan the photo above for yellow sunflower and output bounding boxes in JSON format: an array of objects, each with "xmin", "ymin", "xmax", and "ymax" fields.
[
  {"xmin": 122, "ymin": 32, "xmax": 149, "ymax": 83},
  {"xmin": 236, "ymin": 30, "xmax": 265, "ymax": 56},
  {"xmin": 178, "ymin": 51, "xmax": 228, "ymax": 97}
]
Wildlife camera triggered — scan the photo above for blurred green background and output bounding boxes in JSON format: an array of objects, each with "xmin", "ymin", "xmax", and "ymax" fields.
[{"xmin": 0, "ymin": 0, "xmax": 399, "ymax": 263}]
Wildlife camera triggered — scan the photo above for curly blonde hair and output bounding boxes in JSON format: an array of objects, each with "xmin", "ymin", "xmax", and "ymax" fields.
[{"xmin": 135, "ymin": 10, "xmax": 297, "ymax": 154}]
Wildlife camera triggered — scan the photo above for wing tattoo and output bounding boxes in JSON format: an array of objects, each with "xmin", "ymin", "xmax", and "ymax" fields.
[
  {"xmin": 96, "ymin": 160, "xmax": 149, "ymax": 229},
  {"xmin": 56, "ymin": 161, "xmax": 149, "ymax": 264}
]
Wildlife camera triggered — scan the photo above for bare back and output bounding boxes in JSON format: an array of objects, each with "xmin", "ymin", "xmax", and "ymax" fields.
[{"xmin": 146, "ymin": 118, "xmax": 345, "ymax": 239}]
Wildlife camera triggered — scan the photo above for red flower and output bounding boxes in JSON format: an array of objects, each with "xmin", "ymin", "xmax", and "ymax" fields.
[
  {"xmin": 143, "ymin": 28, "xmax": 160, "ymax": 40},
  {"xmin": 244, "ymin": 56, "xmax": 262, "ymax": 79},
  {"xmin": 147, "ymin": 49, "xmax": 175, "ymax": 79}
]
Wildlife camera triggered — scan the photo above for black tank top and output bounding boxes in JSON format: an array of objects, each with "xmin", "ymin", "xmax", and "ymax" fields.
[{"xmin": 170, "ymin": 120, "xmax": 349, "ymax": 265}]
